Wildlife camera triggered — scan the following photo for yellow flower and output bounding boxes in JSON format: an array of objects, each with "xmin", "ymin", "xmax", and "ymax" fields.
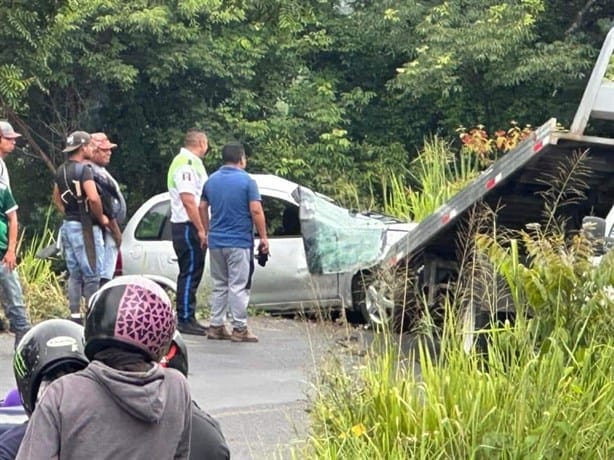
[{"xmin": 351, "ymin": 423, "xmax": 367, "ymax": 437}]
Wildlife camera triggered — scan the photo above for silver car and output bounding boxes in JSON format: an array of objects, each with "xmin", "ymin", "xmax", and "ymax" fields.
[{"xmin": 117, "ymin": 174, "xmax": 415, "ymax": 319}]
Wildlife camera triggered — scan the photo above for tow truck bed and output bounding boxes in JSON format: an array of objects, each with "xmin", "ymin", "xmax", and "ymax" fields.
[{"xmin": 387, "ymin": 119, "xmax": 614, "ymax": 262}]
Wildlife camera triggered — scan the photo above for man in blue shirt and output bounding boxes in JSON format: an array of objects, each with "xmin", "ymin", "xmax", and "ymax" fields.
[{"xmin": 200, "ymin": 143, "xmax": 269, "ymax": 342}]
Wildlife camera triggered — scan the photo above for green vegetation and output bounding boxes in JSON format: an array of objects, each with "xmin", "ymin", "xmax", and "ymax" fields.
[
  {"xmin": 17, "ymin": 229, "xmax": 67, "ymax": 322},
  {"xmin": 299, "ymin": 226, "xmax": 614, "ymax": 459},
  {"xmin": 1, "ymin": 1, "xmax": 613, "ymax": 234},
  {"xmin": 297, "ymin": 127, "xmax": 613, "ymax": 458},
  {"xmin": 1, "ymin": 2, "xmax": 613, "ymax": 454}
]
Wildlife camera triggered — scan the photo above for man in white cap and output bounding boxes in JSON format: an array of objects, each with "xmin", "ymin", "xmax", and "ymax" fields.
[
  {"xmin": 0, "ymin": 120, "xmax": 21, "ymax": 333},
  {"xmin": 0, "ymin": 120, "xmax": 30, "ymax": 347},
  {"xmin": 88, "ymin": 132, "xmax": 126, "ymax": 286},
  {"xmin": 0, "ymin": 120, "xmax": 21, "ymax": 188}
]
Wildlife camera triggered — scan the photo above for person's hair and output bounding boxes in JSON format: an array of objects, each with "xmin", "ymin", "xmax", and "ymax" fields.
[
  {"xmin": 222, "ymin": 142, "xmax": 246, "ymax": 164},
  {"xmin": 184, "ymin": 129, "xmax": 207, "ymax": 148}
]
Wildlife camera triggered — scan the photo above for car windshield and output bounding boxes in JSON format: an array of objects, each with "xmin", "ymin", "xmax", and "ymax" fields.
[{"xmin": 293, "ymin": 186, "xmax": 388, "ymax": 274}]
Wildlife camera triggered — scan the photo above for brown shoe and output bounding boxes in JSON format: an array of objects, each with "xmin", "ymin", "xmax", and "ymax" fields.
[
  {"xmin": 207, "ymin": 325, "xmax": 232, "ymax": 340},
  {"xmin": 231, "ymin": 328, "xmax": 259, "ymax": 343}
]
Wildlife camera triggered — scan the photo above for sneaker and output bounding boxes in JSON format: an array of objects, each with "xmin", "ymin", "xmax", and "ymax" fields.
[
  {"xmin": 230, "ymin": 328, "xmax": 258, "ymax": 343},
  {"xmin": 207, "ymin": 325, "xmax": 232, "ymax": 340},
  {"xmin": 178, "ymin": 318, "xmax": 208, "ymax": 336}
]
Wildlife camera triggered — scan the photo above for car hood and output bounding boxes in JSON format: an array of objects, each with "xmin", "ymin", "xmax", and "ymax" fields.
[{"xmin": 293, "ymin": 186, "xmax": 415, "ymax": 275}]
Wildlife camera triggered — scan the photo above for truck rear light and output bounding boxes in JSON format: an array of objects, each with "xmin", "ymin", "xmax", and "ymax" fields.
[
  {"xmin": 533, "ymin": 140, "xmax": 544, "ymax": 152},
  {"xmin": 486, "ymin": 173, "xmax": 503, "ymax": 190}
]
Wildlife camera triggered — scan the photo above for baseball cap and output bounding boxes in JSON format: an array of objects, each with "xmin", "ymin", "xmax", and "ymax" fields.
[
  {"xmin": 63, "ymin": 131, "xmax": 91, "ymax": 153},
  {"xmin": 0, "ymin": 121, "xmax": 21, "ymax": 139},
  {"xmin": 90, "ymin": 132, "xmax": 118, "ymax": 150}
]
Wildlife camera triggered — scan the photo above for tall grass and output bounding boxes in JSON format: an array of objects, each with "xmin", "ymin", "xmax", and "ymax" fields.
[
  {"xmin": 18, "ymin": 228, "xmax": 68, "ymax": 322},
  {"xmin": 301, "ymin": 304, "xmax": 613, "ymax": 458},
  {"xmin": 299, "ymin": 226, "xmax": 614, "ymax": 459},
  {"xmin": 382, "ymin": 136, "xmax": 481, "ymax": 221}
]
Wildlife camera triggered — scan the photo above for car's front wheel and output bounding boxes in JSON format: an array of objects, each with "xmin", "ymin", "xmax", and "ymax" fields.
[{"xmin": 351, "ymin": 269, "xmax": 419, "ymax": 332}]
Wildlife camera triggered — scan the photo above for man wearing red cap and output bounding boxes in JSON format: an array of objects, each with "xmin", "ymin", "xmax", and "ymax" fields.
[{"xmin": 89, "ymin": 132, "xmax": 126, "ymax": 286}]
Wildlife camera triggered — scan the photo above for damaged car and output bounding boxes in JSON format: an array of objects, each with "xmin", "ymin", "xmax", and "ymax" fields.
[{"xmin": 118, "ymin": 174, "xmax": 415, "ymax": 321}]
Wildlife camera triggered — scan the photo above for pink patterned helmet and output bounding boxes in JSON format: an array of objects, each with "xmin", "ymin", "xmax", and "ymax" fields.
[{"xmin": 84, "ymin": 276, "xmax": 177, "ymax": 361}]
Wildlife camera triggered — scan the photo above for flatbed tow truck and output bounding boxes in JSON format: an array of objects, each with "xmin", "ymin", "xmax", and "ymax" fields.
[{"xmin": 354, "ymin": 26, "xmax": 614, "ymax": 333}]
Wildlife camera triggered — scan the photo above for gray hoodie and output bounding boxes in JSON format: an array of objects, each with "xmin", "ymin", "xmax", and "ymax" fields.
[{"xmin": 15, "ymin": 361, "xmax": 191, "ymax": 460}]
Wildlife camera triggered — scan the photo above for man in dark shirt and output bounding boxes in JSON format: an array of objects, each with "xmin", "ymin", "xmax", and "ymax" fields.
[
  {"xmin": 88, "ymin": 132, "xmax": 125, "ymax": 286},
  {"xmin": 52, "ymin": 131, "xmax": 108, "ymax": 323}
]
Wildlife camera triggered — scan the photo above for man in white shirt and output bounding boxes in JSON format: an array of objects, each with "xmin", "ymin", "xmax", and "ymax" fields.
[{"xmin": 167, "ymin": 129, "xmax": 209, "ymax": 335}]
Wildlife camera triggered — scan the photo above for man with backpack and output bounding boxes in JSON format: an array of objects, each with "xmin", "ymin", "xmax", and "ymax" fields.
[
  {"xmin": 88, "ymin": 132, "xmax": 126, "ymax": 286},
  {"xmin": 52, "ymin": 131, "xmax": 108, "ymax": 324}
]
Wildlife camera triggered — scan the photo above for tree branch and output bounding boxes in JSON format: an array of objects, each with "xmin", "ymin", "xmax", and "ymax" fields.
[
  {"xmin": 565, "ymin": 0, "xmax": 598, "ymax": 36},
  {"xmin": 2, "ymin": 103, "xmax": 57, "ymax": 174}
]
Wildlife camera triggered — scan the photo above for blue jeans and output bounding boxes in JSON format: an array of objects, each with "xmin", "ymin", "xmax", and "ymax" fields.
[
  {"xmin": 101, "ymin": 230, "xmax": 118, "ymax": 281},
  {"xmin": 0, "ymin": 264, "xmax": 29, "ymax": 332},
  {"xmin": 60, "ymin": 221, "xmax": 104, "ymax": 315}
]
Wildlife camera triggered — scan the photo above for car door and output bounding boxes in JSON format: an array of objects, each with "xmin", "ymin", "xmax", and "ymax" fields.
[
  {"xmin": 122, "ymin": 198, "xmax": 179, "ymax": 281},
  {"xmin": 292, "ymin": 186, "xmax": 389, "ymax": 274},
  {"xmin": 250, "ymin": 189, "xmax": 340, "ymax": 310}
]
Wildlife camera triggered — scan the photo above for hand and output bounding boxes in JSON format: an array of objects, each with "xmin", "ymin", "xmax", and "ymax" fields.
[
  {"xmin": 258, "ymin": 237, "xmax": 269, "ymax": 254},
  {"xmin": 100, "ymin": 215, "xmax": 110, "ymax": 227},
  {"xmin": 2, "ymin": 250, "xmax": 17, "ymax": 271},
  {"xmin": 198, "ymin": 230, "xmax": 207, "ymax": 249}
]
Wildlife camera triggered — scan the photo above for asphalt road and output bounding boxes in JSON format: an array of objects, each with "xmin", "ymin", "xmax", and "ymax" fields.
[{"xmin": 0, "ymin": 316, "xmax": 365, "ymax": 460}]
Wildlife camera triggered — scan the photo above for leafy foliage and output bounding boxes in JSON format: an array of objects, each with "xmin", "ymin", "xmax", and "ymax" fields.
[{"xmin": 1, "ymin": 0, "xmax": 613, "ymax": 234}]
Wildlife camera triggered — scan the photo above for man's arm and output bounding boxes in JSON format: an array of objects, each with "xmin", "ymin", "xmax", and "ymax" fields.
[
  {"xmin": 198, "ymin": 200, "xmax": 209, "ymax": 236},
  {"xmin": 52, "ymin": 184, "xmax": 65, "ymax": 214},
  {"xmin": 107, "ymin": 218, "xmax": 122, "ymax": 247},
  {"xmin": 180, "ymin": 193, "xmax": 206, "ymax": 248},
  {"xmin": 82, "ymin": 179, "xmax": 109, "ymax": 227},
  {"xmin": 249, "ymin": 201, "xmax": 269, "ymax": 253},
  {"xmin": 2, "ymin": 210, "xmax": 18, "ymax": 271}
]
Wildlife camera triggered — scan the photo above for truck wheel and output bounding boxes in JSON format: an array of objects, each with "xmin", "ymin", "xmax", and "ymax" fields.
[{"xmin": 459, "ymin": 256, "xmax": 515, "ymax": 354}]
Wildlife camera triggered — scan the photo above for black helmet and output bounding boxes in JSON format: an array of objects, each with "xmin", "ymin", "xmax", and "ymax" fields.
[
  {"xmin": 160, "ymin": 331, "xmax": 189, "ymax": 376},
  {"xmin": 13, "ymin": 319, "xmax": 88, "ymax": 415},
  {"xmin": 85, "ymin": 275, "xmax": 177, "ymax": 362}
]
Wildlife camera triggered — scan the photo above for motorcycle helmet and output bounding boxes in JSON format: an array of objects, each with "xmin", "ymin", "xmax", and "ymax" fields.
[
  {"xmin": 13, "ymin": 319, "xmax": 88, "ymax": 415},
  {"xmin": 85, "ymin": 275, "xmax": 176, "ymax": 362},
  {"xmin": 160, "ymin": 330, "xmax": 189, "ymax": 376}
]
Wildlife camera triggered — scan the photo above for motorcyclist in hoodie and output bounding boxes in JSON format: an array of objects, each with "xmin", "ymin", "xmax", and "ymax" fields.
[{"xmin": 15, "ymin": 276, "xmax": 192, "ymax": 460}]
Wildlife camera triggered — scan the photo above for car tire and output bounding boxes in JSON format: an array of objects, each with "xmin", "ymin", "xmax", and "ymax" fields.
[{"xmin": 351, "ymin": 269, "xmax": 419, "ymax": 333}]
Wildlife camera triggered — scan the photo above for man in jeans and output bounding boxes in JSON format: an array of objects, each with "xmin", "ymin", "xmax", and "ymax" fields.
[
  {"xmin": 88, "ymin": 132, "xmax": 125, "ymax": 286},
  {"xmin": 0, "ymin": 120, "xmax": 30, "ymax": 347},
  {"xmin": 52, "ymin": 131, "xmax": 108, "ymax": 324},
  {"xmin": 0, "ymin": 178, "xmax": 30, "ymax": 349},
  {"xmin": 200, "ymin": 143, "xmax": 269, "ymax": 343},
  {"xmin": 0, "ymin": 121, "xmax": 22, "ymax": 334}
]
